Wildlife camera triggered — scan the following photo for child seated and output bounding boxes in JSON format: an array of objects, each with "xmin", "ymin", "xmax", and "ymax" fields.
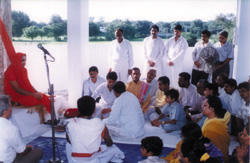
[
  {"xmin": 151, "ymin": 89, "xmax": 186, "ymax": 132},
  {"xmin": 65, "ymin": 96, "xmax": 124, "ymax": 163},
  {"xmin": 139, "ymin": 136, "xmax": 167, "ymax": 163}
]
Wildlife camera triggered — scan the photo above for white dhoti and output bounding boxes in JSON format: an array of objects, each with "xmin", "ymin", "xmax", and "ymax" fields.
[{"xmin": 112, "ymin": 61, "xmax": 129, "ymax": 83}]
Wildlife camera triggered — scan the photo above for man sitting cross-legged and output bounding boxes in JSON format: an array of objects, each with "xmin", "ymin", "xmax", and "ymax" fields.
[
  {"xmin": 65, "ymin": 96, "xmax": 124, "ymax": 163},
  {"xmin": 103, "ymin": 81, "xmax": 145, "ymax": 138},
  {"xmin": 151, "ymin": 89, "xmax": 186, "ymax": 133},
  {"xmin": 126, "ymin": 67, "xmax": 151, "ymax": 114},
  {"xmin": 0, "ymin": 95, "xmax": 43, "ymax": 163},
  {"xmin": 92, "ymin": 71, "xmax": 117, "ymax": 118}
]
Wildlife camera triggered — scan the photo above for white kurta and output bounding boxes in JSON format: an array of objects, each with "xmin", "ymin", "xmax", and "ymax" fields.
[
  {"xmin": 108, "ymin": 38, "xmax": 134, "ymax": 83},
  {"xmin": 192, "ymin": 41, "xmax": 214, "ymax": 71},
  {"xmin": 66, "ymin": 117, "xmax": 124, "ymax": 163},
  {"xmin": 228, "ymin": 90, "xmax": 243, "ymax": 115},
  {"xmin": 164, "ymin": 36, "xmax": 188, "ymax": 88},
  {"xmin": 103, "ymin": 91, "xmax": 145, "ymax": 138},
  {"xmin": 0, "ymin": 117, "xmax": 26, "ymax": 163},
  {"xmin": 179, "ymin": 84, "xmax": 199, "ymax": 108},
  {"xmin": 214, "ymin": 41, "xmax": 234, "ymax": 62},
  {"xmin": 142, "ymin": 36, "xmax": 164, "ymax": 79},
  {"xmin": 92, "ymin": 83, "xmax": 116, "ymax": 118},
  {"xmin": 82, "ymin": 76, "xmax": 105, "ymax": 96}
]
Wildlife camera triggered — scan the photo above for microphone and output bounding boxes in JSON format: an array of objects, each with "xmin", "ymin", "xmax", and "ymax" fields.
[{"xmin": 37, "ymin": 44, "xmax": 55, "ymax": 60}]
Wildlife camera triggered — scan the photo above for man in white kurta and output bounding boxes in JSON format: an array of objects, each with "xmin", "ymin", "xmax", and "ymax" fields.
[
  {"xmin": 191, "ymin": 30, "xmax": 214, "ymax": 85},
  {"xmin": 103, "ymin": 81, "xmax": 145, "ymax": 138},
  {"xmin": 92, "ymin": 72, "xmax": 117, "ymax": 118},
  {"xmin": 142, "ymin": 24, "xmax": 164, "ymax": 79},
  {"xmin": 164, "ymin": 25, "xmax": 188, "ymax": 88},
  {"xmin": 82, "ymin": 66, "xmax": 105, "ymax": 96},
  {"xmin": 108, "ymin": 29, "xmax": 134, "ymax": 83}
]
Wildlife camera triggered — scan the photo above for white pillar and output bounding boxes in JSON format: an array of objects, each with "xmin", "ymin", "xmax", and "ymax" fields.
[
  {"xmin": 67, "ymin": 0, "xmax": 89, "ymax": 107},
  {"xmin": 233, "ymin": 0, "xmax": 250, "ymax": 83}
]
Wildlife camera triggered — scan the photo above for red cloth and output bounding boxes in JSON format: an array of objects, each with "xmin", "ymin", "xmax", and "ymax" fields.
[{"xmin": 0, "ymin": 16, "xmax": 50, "ymax": 113}]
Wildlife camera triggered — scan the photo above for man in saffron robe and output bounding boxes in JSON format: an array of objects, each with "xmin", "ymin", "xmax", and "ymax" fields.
[{"xmin": 0, "ymin": 16, "xmax": 50, "ymax": 114}]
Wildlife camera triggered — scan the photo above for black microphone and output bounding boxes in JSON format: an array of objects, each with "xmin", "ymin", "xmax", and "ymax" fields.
[{"xmin": 37, "ymin": 44, "xmax": 55, "ymax": 60}]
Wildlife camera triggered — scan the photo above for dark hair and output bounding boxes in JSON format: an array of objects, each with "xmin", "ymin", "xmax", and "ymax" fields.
[
  {"xmin": 174, "ymin": 24, "xmax": 182, "ymax": 31},
  {"xmin": 204, "ymin": 83, "xmax": 219, "ymax": 96},
  {"xmin": 245, "ymin": 123, "xmax": 249, "ymax": 135},
  {"xmin": 132, "ymin": 67, "xmax": 141, "ymax": 73},
  {"xmin": 150, "ymin": 24, "xmax": 159, "ymax": 32},
  {"xmin": 238, "ymin": 82, "xmax": 249, "ymax": 91},
  {"xmin": 219, "ymin": 31, "xmax": 228, "ymax": 38},
  {"xmin": 89, "ymin": 66, "xmax": 98, "ymax": 73},
  {"xmin": 217, "ymin": 73, "xmax": 228, "ymax": 82},
  {"xmin": 112, "ymin": 81, "xmax": 126, "ymax": 94},
  {"xmin": 164, "ymin": 89, "xmax": 179, "ymax": 101},
  {"xmin": 181, "ymin": 138, "xmax": 218, "ymax": 163},
  {"xmin": 141, "ymin": 136, "xmax": 163, "ymax": 156},
  {"xmin": 106, "ymin": 71, "xmax": 118, "ymax": 81},
  {"xmin": 206, "ymin": 95, "xmax": 226, "ymax": 118},
  {"xmin": 77, "ymin": 96, "xmax": 96, "ymax": 116},
  {"xmin": 115, "ymin": 28, "xmax": 123, "ymax": 33},
  {"xmin": 158, "ymin": 76, "xmax": 170, "ymax": 86},
  {"xmin": 201, "ymin": 30, "xmax": 211, "ymax": 37},
  {"xmin": 179, "ymin": 72, "xmax": 191, "ymax": 81},
  {"xmin": 225, "ymin": 78, "xmax": 237, "ymax": 89}
]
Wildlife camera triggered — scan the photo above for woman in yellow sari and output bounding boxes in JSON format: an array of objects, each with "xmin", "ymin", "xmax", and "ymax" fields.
[{"xmin": 202, "ymin": 95, "xmax": 230, "ymax": 163}]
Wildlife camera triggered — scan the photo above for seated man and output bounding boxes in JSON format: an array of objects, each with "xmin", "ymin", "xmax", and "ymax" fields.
[
  {"xmin": 103, "ymin": 81, "xmax": 145, "ymax": 138},
  {"xmin": 0, "ymin": 95, "xmax": 43, "ymax": 163},
  {"xmin": 142, "ymin": 69, "xmax": 158, "ymax": 106},
  {"xmin": 216, "ymin": 73, "xmax": 230, "ymax": 105},
  {"xmin": 126, "ymin": 67, "xmax": 151, "ymax": 114},
  {"xmin": 4, "ymin": 53, "xmax": 50, "ymax": 114},
  {"xmin": 178, "ymin": 72, "xmax": 199, "ymax": 108},
  {"xmin": 82, "ymin": 66, "xmax": 105, "ymax": 96},
  {"xmin": 151, "ymin": 89, "xmax": 186, "ymax": 133},
  {"xmin": 139, "ymin": 136, "xmax": 166, "ymax": 163},
  {"xmin": 66, "ymin": 96, "xmax": 124, "ymax": 163},
  {"xmin": 92, "ymin": 71, "xmax": 117, "ymax": 118}
]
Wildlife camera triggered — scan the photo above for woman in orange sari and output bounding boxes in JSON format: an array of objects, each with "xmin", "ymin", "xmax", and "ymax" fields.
[{"xmin": 0, "ymin": 16, "xmax": 50, "ymax": 113}]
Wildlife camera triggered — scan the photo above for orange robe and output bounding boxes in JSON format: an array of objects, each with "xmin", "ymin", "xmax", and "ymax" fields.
[{"xmin": 0, "ymin": 16, "xmax": 50, "ymax": 113}]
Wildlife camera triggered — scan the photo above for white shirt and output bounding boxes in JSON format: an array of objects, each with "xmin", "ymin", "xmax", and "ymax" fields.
[
  {"xmin": 229, "ymin": 89, "xmax": 243, "ymax": 115},
  {"xmin": 92, "ymin": 83, "xmax": 116, "ymax": 108},
  {"xmin": 179, "ymin": 84, "xmax": 199, "ymax": 107},
  {"xmin": 108, "ymin": 38, "xmax": 134, "ymax": 69},
  {"xmin": 104, "ymin": 92, "xmax": 145, "ymax": 138},
  {"xmin": 0, "ymin": 117, "xmax": 26, "ymax": 163},
  {"xmin": 214, "ymin": 41, "xmax": 234, "ymax": 62},
  {"xmin": 138, "ymin": 156, "xmax": 167, "ymax": 163},
  {"xmin": 82, "ymin": 76, "xmax": 105, "ymax": 96},
  {"xmin": 164, "ymin": 36, "xmax": 188, "ymax": 64},
  {"xmin": 192, "ymin": 41, "xmax": 214, "ymax": 71},
  {"xmin": 66, "ymin": 118, "xmax": 104, "ymax": 154},
  {"xmin": 219, "ymin": 88, "xmax": 231, "ymax": 109},
  {"xmin": 142, "ymin": 78, "xmax": 158, "ymax": 98},
  {"xmin": 143, "ymin": 36, "xmax": 164, "ymax": 63},
  {"xmin": 237, "ymin": 101, "xmax": 250, "ymax": 125}
]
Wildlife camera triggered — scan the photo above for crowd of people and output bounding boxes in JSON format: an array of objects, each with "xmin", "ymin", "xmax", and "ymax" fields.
[{"xmin": 0, "ymin": 23, "xmax": 249, "ymax": 163}]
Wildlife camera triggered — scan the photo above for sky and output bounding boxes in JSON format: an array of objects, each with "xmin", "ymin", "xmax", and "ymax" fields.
[{"xmin": 12, "ymin": 0, "xmax": 237, "ymax": 23}]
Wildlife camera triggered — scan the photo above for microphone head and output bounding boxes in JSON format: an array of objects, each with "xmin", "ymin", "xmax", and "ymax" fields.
[{"xmin": 37, "ymin": 43, "xmax": 43, "ymax": 49}]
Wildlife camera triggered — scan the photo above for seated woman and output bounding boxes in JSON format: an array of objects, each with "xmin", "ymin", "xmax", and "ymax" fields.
[
  {"xmin": 162, "ymin": 122, "xmax": 223, "ymax": 163},
  {"xmin": 202, "ymin": 95, "xmax": 230, "ymax": 163},
  {"xmin": 231, "ymin": 123, "xmax": 249, "ymax": 163},
  {"xmin": 66, "ymin": 96, "xmax": 124, "ymax": 163},
  {"xmin": 4, "ymin": 53, "xmax": 50, "ymax": 114}
]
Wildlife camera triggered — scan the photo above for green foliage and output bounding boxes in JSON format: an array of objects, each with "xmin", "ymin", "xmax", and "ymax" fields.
[
  {"xmin": 134, "ymin": 20, "xmax": 153, "ymax": 38},
  {"xmin": 182, "ymin": 32, "xmax": 197, "ymax": 47},
  {"xmin": 23, "ymin": 26, "xmax": 39, "ymax": 42},
  {"xmin": 49, "ymin": 15, "xmax": 67, "ymax": 41},
  {"xmin": 12, "ymin": 11, "xmax": 30, "ymax": 37},
  {"xmin": 89, "ymin": 22, "xmax": 100, "ymax": 37}
]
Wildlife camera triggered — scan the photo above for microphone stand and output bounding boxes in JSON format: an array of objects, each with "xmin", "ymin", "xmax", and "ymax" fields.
[{"xmin": 42, "ymin": 52, "xmax": 61, "ymax": 163}]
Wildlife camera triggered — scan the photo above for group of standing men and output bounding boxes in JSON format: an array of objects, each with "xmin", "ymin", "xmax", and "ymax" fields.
[{"xmin": 108, "ymin": 24, "xmax": 234, "ymax": 88}]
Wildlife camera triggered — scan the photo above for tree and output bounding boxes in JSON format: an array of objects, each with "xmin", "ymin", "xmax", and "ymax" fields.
[
  {"xmin": 157, "ymin": 21, "xmax": 171, "ymax": 33},
  {"xmin": 23, "ymin": 26, "xmax": 39, "ymax": 42},
  {"xmin": 134, "ymin": 20, "xmax": 153, "ymax": 37},
  {"xmin": 182, "ymin": 32, "xmax": 197, "ymax": 47},
  {"xmin": 49, "ymin": 15, "xmax": 67, "ymax": 41},
  {"xmin": 89, "ymin": 22, "xmax": 100, "ymax": 37},
  {"xmin": 190, "ymin": 19, "xmax": 203, "ymax": 38},
  {"xmin": 12, "ymin": 11, "xmax": 30, "ymax": 37}
]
